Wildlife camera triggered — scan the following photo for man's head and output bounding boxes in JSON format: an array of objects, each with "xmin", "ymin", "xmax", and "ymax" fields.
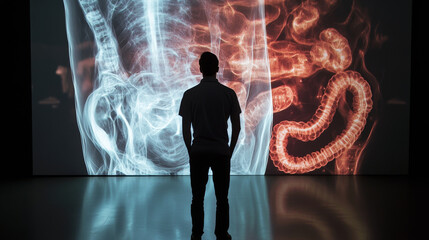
[{"xmin": 199, "ymin": 52, "xmax": 219, "ymax": 77}]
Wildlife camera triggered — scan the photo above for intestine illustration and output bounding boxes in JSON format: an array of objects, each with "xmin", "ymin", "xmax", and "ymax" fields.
[{"xmin": 64, "ymin": 0, "xmax": 379, "ymax": 175}]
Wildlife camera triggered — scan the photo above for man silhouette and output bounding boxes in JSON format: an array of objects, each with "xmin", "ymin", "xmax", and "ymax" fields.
[{"xmin": 179, "ymin": 52, "xmax": 241, "ymax": 240}]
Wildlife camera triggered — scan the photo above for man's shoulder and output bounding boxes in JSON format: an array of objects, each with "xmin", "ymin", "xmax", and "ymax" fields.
[
  {"xmin": 223, "ymin": 84, "xmax": 238, "ymax": 98},
  {"xmin": 183, "ymin": 84, "xmax": 199, "ymax": 96},
  {"xmin": 217, "ymin": 82, "xmax": 236, "ymax": 94}
]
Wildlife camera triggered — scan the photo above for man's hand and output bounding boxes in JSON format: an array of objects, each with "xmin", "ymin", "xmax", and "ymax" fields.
[
  {"xmin": 230, "ymin": 112, "xmax": 241, "ymax": 156},
  {"xmin": 228, "ymin": 146, "xmax": 234, "ymax": 157},
  {"xmin": 182, "ymin": 116, "xmax": 192, "ymax": 157}
]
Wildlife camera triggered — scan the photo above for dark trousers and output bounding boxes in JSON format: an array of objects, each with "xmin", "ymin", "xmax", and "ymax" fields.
[{"xmin": 190, "ymin": 152, "xmax": 231, "ymax": 238}]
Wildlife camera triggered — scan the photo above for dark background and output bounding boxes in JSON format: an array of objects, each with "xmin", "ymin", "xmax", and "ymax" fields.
[
  {"xmin": 30, "ymin": 0, "xmax": 86, "ymax": 175},
  {"xmin": 3, "ymin": 0, "xmax": 426, "ymax": 177}
]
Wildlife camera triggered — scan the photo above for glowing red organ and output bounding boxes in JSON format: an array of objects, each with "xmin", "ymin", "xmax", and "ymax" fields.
[{"xmin": 269, "ymin": 71, "xmax": 372, "ymax": 174}]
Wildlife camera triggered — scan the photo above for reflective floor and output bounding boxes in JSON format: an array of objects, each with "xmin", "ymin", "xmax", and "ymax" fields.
[{"xmin": 0, "ymin": 176, "xmax": 420, "ymax": 239}]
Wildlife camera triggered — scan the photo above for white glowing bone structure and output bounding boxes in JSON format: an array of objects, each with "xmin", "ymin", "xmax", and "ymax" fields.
[
  {"xmin": 79, "ymin": 0, "xmax": 122, "ymax": 75},
  {"xmin": 269, "ymin": 71, "xmax": 373, "ymax": 174},
  {"xmin": 65, "ymin": 0, "xmax": 272, "ymax": 175}
]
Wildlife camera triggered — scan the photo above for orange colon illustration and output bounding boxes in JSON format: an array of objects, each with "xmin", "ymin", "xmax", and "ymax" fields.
[{"xmin": 265, "ymin": 0, "xmax": 377, "ymax": 174}]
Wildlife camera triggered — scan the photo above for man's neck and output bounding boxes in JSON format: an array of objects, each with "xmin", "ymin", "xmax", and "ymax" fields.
[{"xmin": 201, "ymin": 75, "xmax": 217, "ymax": 82}]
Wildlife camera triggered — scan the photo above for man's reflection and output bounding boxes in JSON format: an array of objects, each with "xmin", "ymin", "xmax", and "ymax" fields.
[{"xmin": 78, "ymin": 176, "xmax": 271, "ymax": 240}]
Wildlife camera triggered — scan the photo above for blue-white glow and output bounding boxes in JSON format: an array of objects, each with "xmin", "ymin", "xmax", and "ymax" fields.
[
  {"xmin": 77, "ymin": 176, "xmax": 272, "ymax": 239},
  {"xmin": 64, "ymin": 0, "xmax": 272, "ymax": 175}
]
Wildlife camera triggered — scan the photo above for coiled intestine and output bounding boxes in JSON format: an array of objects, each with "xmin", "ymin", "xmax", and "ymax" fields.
[
  {"xmin": 269, "ymin": 71, "xmax": 372, "ymax": 174},
  {"xmin": 272, "ymin": 85, "xmax": 294, "ymax": 113},
  {"xmin": 310, "ymin": 28, "xmax": 353, "ymax": 73}
]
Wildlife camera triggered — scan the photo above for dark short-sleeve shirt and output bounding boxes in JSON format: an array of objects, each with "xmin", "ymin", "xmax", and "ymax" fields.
[{"xmin": 179, "ymin": 76, "xmax": 241, "ymax": 156}]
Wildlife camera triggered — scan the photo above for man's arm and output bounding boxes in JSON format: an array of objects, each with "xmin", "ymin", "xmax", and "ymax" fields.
[
  {"xmin": 182, "ymin": 116, "xmax": 192, "ymax": 156},
  {"xmin": 229, "ymin": 112, "xmax": 241, "ymax": 156}
]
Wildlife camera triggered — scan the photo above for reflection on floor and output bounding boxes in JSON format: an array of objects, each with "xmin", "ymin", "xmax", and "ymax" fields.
[{"xmin": 1, "ymin": 176, "xmax": 414, "ymax": 239}]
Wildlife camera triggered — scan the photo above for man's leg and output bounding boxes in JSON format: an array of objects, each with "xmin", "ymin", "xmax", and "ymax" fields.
[
  {"xmin": 190, "ymin": 153, "xmax": 210, "ymax": 238},
  {"xmin": 211, "ymin": 154, "xmax": 231, "ymax": 239}
]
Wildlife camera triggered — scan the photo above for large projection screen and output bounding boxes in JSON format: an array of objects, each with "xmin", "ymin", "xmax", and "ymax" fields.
[{"xmin": 31, "ymin": 0, "xmax": 411, "ymax": 175}]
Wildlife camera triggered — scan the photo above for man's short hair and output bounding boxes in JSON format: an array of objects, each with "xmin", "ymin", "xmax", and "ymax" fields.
[{"xmin": 199, "ymin": 52, "xmax": 219, "ymax": 76}]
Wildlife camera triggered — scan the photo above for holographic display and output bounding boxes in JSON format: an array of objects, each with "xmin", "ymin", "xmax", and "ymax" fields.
[{"xmin": 62, "ymin": 0, "xmax": 407, "ymax": 175}]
